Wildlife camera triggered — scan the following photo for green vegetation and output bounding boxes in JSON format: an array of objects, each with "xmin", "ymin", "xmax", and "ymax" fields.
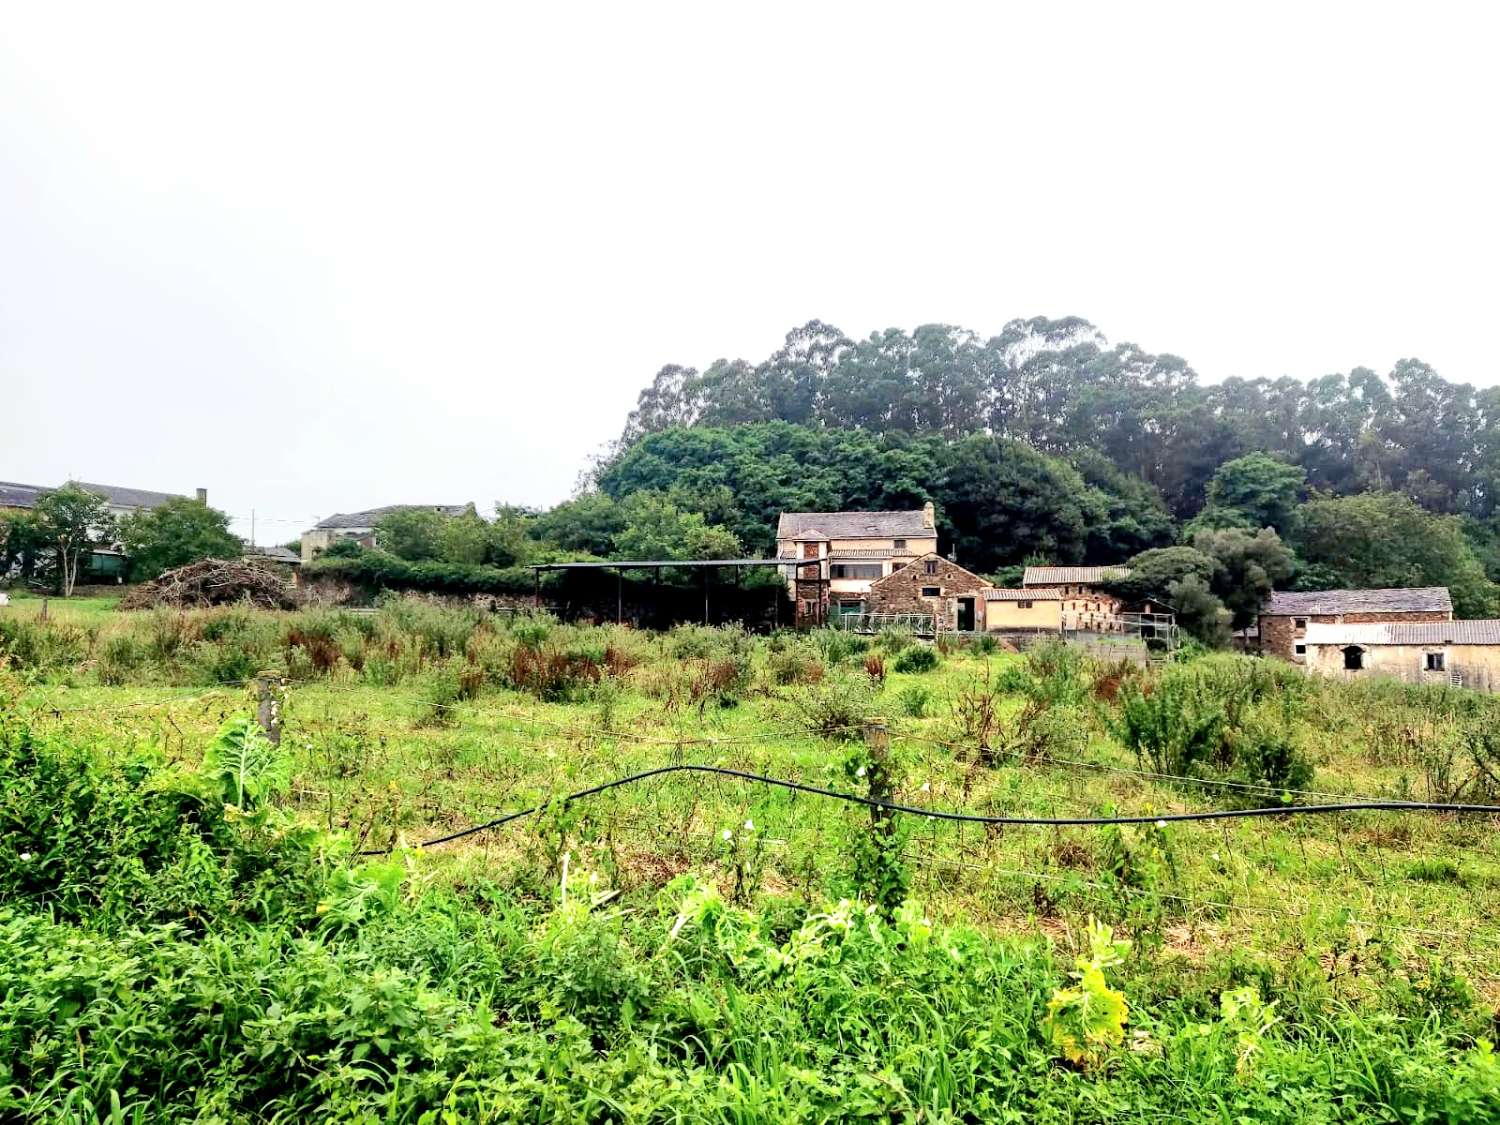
[
  {"xmin": 118, "ymin": 497, "xmax": 241, "ymax": 581},
  {"xmin": 4, "ymin": 599, "xmax": 1500, "ymax": 1119}
]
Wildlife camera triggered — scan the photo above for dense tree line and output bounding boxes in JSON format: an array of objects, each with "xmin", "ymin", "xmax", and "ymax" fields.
[{"xmin": 618, "ymin": 317, "xmax": 1500, "ymax": 521}]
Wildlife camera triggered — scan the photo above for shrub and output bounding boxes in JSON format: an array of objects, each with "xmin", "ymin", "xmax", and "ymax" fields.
[
  {"xmin": 768, "ymin": 643, "xmax": 824, "ymax": 686},
  {"xmin": 1110, "ymin": 676, "xmax": 1224, "ymax": 778},
  {"xmin": 898, "ymin": 684, "xmax": 931, "ymax": 718},
  {"xmin": 785, "ymin": 675, "xmax": 879, "ymax": 739},
  {"xmin": 874, "ymin": 627, "xmax": 915, "ymax": 656},
  {"xmin": 892, "ymin": 645, "xmax": 939, "ymax": 674},
  {"xmin": 863, "ymin": 652, "xmax": 887, "ymax": 684},
  {"xmin": 1229, "ymin": 709, "xmax": 1314, "ymax": 803},
  {"xmin": 97, "ymin": 631, "xmax": 149, "ymax": 685},
  {"xmin": 506, "ymin": 644, "xmax": 602, "ymax": 702},
  {"xmin": 810, "ymin": 628, "xmax": 870, "ymax": 665},
  {"xmin": 0, "ymin": 616, "xmax": 90, "ymax": 675}
]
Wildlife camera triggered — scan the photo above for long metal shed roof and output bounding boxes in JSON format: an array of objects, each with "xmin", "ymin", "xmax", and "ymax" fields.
[{"xmin": 1304, "ymin": 620, "xmax": 1500, "ymax": 646}]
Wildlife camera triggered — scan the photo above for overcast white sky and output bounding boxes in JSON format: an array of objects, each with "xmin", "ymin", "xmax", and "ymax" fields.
[{"xmin": 3, "ymin": 3, "xmax": 1497, "ymax": 542}]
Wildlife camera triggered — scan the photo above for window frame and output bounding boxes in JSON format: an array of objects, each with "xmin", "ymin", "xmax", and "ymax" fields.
[
  {"xmin": 921, "ymin": 586, "xmax": 941, "ymax": 598},
  {"xmin": 1425, "ymin": 651, "xmax": 1446, "ymax": 672}
]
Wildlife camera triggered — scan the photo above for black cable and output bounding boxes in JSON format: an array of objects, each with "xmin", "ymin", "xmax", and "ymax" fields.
[{"xmin": 356, "ymin": 763, "xmax": 1500, "ymax": 855}]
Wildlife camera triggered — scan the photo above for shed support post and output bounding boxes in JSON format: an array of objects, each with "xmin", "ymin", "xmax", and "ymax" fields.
[{"xmin": 616, "ymin": 568, "xmax": 623, "ymax": 625}]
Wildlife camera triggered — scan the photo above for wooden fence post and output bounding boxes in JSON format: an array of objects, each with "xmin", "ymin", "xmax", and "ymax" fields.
[
  {"xmin": 863, "ymin": 719, "xmax": 893, "ymax": 835},
  {"xmin": 255, "ymin": 672, "xmax": 283, "ymax": 746}
]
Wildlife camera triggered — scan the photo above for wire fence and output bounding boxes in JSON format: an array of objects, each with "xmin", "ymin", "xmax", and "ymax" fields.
[{"xmin": 12, "ymin": 678, "xmax": 1500, "ymax": 969}]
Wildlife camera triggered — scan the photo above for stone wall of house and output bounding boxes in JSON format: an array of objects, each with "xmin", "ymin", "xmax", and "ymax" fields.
[
  {"xmin": 1261, "ymin": 611, "xmax": 1452, "ymax": 662},
  {"xmin": 866, "ymin": 555, "xmax": 988, "ymax": 631}
]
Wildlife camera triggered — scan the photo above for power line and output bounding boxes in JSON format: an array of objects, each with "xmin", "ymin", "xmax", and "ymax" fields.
[{"xmin": 355, "ymin": 763, "xmax": 1500, "ymax": 855}]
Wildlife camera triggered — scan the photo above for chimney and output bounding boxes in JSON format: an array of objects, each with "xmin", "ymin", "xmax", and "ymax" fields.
[
  {"xmin": 922, "ymin": 501, "xmax": 935, "ymax": 530},
  {"xmin": 195, "ymin": 488, "xmax": 208, "ymax": 503}
]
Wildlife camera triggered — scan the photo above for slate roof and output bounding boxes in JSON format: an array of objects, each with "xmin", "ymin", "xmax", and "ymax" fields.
[
  {"xmin": 0, "ymin": 481, "xmax": 45, "ymax": 509},
  {"xmin": 1262, "ymin": 587, "xmax": 1453, "ymax": 616},
  {"xmin": 1022, "ymin": 565, "xmax": 1131, "ymax": 586},
  {"xmin": 984, "ymin": 588, "xmax": 1062, "ymax": 601},
  {"xmin": 1304, "ymin": 620, "xmax": 1500, "ymax": 646},
  {"xmin": 243, "ymin": 543, "xmax": 302, "ymax": 564},
  {"xmin": 777, "ymin": 510, "xmax": 934, "ymax": 540},
  {"xmin": 314, "ymin": 504, "xmax": 471, "ymax": 530},
  {"xmin": 70, "ymin": 481, "xmax": 187, "ymax": 509}
]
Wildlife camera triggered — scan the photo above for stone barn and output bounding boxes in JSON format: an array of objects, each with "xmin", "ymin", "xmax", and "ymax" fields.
[
  {"xmin": 1258, "ymin": 587, "xmax": 1453, "ymax": 664},
  {"xmin": 864, "ymin": 553, "xmax": 991, "ymax": 632},
  {"xmin": 1303, "ymin": 620, "xmax": 1500, "ymax": 693}
]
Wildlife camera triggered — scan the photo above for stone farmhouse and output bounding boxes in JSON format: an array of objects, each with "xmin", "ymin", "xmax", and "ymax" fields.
[
  {"xmin": 775, "ymin": 505, "xmax": 938, "ymax": 626},
  {"xmin": 775, "ymin": 506, "xmax": 1169, "ymax": 639},
  {"xmin": 1302, "ymin": 619, "xmax": 1500, "ymax": 692},
  {"xmin": 866, "ymin": 552, "xmax": 990, "ymax": 632},
  {"xmin": 1257, "ymin": 588, "xmax": 1453, "ymax": 663},
  {"xmin": 301, "ymin": 504, "xmax": 474, "ymax": 563}
]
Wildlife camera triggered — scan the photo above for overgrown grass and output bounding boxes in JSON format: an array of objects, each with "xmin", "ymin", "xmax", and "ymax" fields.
[{"xmin": 6, "ymin": 601, "xmax": 1500, "ymax": 1119}]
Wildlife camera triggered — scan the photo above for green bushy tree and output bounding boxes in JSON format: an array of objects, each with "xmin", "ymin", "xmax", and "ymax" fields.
[
  {"xmin": 119, "ymin": 497, "xmax": 241, "ymax": 581},
  {"xmin": 1295, "ymin": 492, "xmax": 1499, "ymax": 617},
  {"xmin": 33, "ymin": 485, "xmax": 115, "ymax": 597}
]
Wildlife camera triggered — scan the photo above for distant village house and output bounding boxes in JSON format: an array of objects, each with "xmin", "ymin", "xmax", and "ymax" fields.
[
  {"xmin": 301, "ymin": 504, "xmax": 473, "ymax": 563},
  {"xmin": 1, "ymin": 479, "xmax": 208, "ymax": 581},
  {"xmin": 775, "ymin": 504, "xmax": 938, "ymax": 626}
]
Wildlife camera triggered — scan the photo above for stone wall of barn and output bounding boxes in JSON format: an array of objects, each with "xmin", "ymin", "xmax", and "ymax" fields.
[
  {"xmin": 866, "ymin": 555, "xmax": 989, "ymax": 631},
  {"xmin": 1261, "ymin": 611, "xmax": 1452, "ymax": 663}
]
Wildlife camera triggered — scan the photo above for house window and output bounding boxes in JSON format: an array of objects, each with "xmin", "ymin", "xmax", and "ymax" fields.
[
  {"xmin": 894, "ymin": 539, "xmax": 906, "ymax": 550},
  {"xmin": 830, "ymin": 563, "xmax": 883, "ymax": 580},
  {"xmin": 1343, "ymin": 646, "xmax": 1364, "ymax": 671},
  {"xmin": 924, "ymin": 560, "xmax": 938, "ymax": 575},
  {"xmin": 1425, "ymin": 652, "xmax": 1446, "ymax": 672},
  {"xmin": 1018, "ymin": 600, "xmax": 1033, "ymax": 609},
  {"xmin": 1293, "ymin": 618, "xmax": 1308, "ymax": 631},
  {"xmin": 921, "ymin": 586, "xmax": 941, "ymax": 597},
  {"xmin": 1294, "ymin": 643, "xmax": 1306, "ymax": 656}
]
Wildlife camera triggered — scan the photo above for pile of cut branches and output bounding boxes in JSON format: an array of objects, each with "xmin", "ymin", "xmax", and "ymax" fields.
[{"xmin": 121, "ymin": 558, "xmax": 300, "ymax": 610}]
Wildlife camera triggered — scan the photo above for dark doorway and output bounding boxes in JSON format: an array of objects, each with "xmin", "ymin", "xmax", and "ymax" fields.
[
  {"xmin": 957, "ymin": 597, "xmax": 975, "ymax": 632},
  {"xmin": 1343, "ymin": 646, "xmax": 1364, "ymax": 671}
]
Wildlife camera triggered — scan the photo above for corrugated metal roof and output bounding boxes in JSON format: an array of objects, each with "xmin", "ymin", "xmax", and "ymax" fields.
[
  {"xmin": 1304, "ymin": 620, "xmax": 1500, "ymax": 646},
  {"xmin": 1264, "ymin": 587, "xmax": 1452, "ymax": 616},
  {"xmin": 829, "ymin": 548, "xmax": 896, "ymax": 559},
  {"xmin": 777, "ymin": 510, "xmax": 934, "ymax": 540},
  {"xmin": 984, "ymin": 588, "xmax": 1062, "ymax": 601},
  {"xmin": 1022, "ymin": 565, "xmax": 1130, "ymax": 586}
]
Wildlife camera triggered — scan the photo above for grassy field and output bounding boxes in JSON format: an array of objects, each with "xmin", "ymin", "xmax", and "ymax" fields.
[{"xmin": 3, "ymin": 595, "xmax": 1500, "ymax": 1121}]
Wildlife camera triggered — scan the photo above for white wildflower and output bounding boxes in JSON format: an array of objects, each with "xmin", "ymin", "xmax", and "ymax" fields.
[
  {"xmin": 919, "ymin": 781, "xmax": 930, "ymax": 793},
  {"xmin": 743, "ymin": 818, "xmax": 755, "ymax": 832},
  {"xmin": 1155, "ymin": 819, "xmax": 1167, "ymax": 829},
  {"xmin": 855, "ymin": 766, "xmax": 867, "ymax": 778},
  {"xmin": 722, "ymin": 828, "xmax": 734, "ymax": 841},
  {"xmin": 18, "ymin": 852, "xmax": 32, "ymax": 862}
]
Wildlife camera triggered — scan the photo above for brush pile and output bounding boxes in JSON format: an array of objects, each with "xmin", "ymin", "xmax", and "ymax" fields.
[{"xmin": 121, "ymin": 558, "xmax": 300, "ymax": 611}]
